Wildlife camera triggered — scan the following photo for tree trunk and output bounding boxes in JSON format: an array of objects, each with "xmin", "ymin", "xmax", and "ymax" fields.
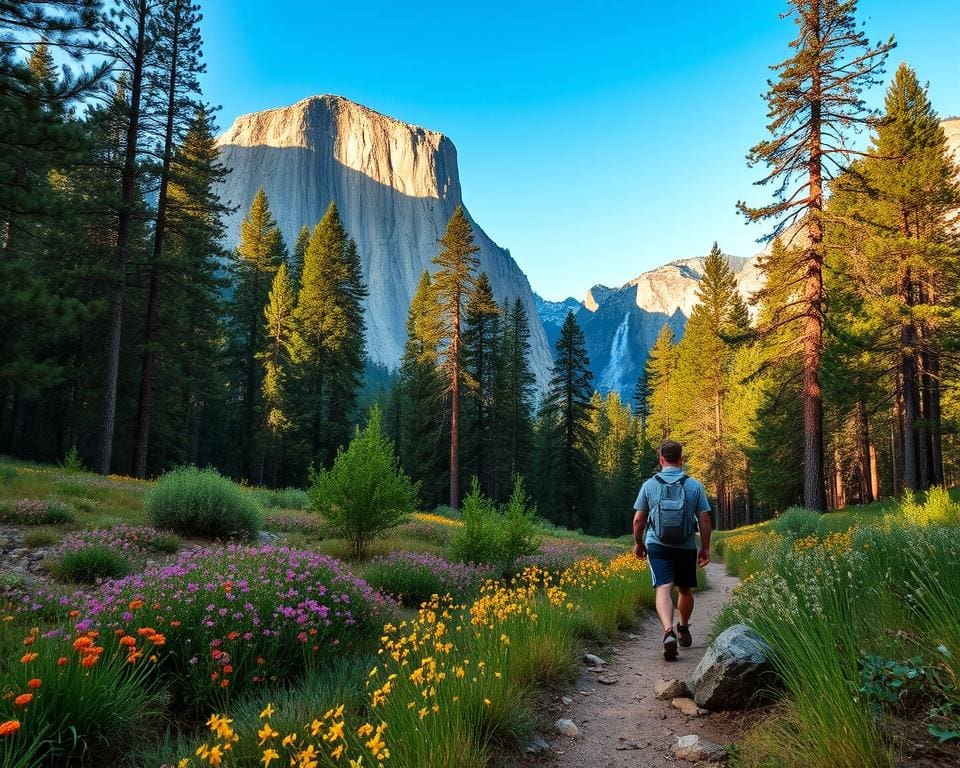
[
  {"xmin": 854, "ymin": 399, "xmax": 874, "ymax": 504},
  {"xmin": 132, "ymin": 1, "xmax": 182, "ymax": 478},
  {"xmin": 98, "ymin": 1, "xmax": 148, "ymax": 475},
  {"xmin": 449, "ymin": 294, "xmax": 461, "ymax": 510},
  {"xmin": 869, "ymin": 443, "xmax": 880, "ymax": 500}
]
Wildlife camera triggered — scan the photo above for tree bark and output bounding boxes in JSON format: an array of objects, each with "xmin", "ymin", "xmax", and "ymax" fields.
[
  {"xmin": 98, "ymin": 1, "xmax": 149, "ymax": 475},
  {"xmin": 855, "ymin": 399, "xmax": 874, "ymax": 504}
]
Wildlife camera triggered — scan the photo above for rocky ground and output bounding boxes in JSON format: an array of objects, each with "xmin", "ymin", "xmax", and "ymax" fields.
[{"xmin": 523, "ymin": 562, "xmax": 743, "ymax": 767}]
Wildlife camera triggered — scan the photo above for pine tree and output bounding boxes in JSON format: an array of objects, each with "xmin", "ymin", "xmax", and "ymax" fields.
[
  {"xmin": 462, "ymin": 273, "xmax": 501, "ymax": 497},
  {"xmin": 226, "ymin": 188, "xmax": 286, "ymax": 481},
  {"xmin": 432, "ymin": 206, "xmax": 481, "ymax": 508},
  {"xmin": 291, "ymin": 224, "xmax": 310, "ymax": 285},
  {"xmin": 542, "ymin": 312, "xmax": 595, "ymax": 530},
  {"xmin": 645, "ymin": 324, "xmax": 678, "ymax": 444},
  {"xmin": 738, "ymin": 0, "xmax": 894, "ymax": 511},
  {"xmin": 131, "ymin": 0, "xmax": 206, "ymax": 477},
  {"xmin": 673, "ymin": 244, "xmax": 747, "ymax": 527},
  {"xmin": 258, "ymin": 263, "xmax": 297, "ymax": 483},
  {"xmin": 397, "ymin": 272, "xmax": 447, "ymax": 507},
  {"xmin": 495, "ymin": 298, "xmax": 536, "ymax": 496},
  {"xmin": 292, "ymin": 202, "xmax": 367, "ymax": 474},
  {"xmin": 632, "ymin": 372, "xmax": 655, "ymax": 477}
]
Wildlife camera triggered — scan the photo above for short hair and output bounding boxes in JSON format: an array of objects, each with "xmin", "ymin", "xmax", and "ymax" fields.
[{"xmin": 658, "ymin": 440, "xmax": 682, "ymax": 464}]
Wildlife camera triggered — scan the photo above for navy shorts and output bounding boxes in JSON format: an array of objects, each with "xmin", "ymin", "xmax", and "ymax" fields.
[{"xmin": 647, "ymin": 543, "xmax": 697, "ymax": 588}]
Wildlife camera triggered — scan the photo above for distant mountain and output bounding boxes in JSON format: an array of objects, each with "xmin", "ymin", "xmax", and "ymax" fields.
[
  {"xmin": 214, "ymin": 94, "xmax": 553, "ymax": 387},
  {"xmin": 536, "ymin": 255, "xmax": 764, "ymax": 400}
]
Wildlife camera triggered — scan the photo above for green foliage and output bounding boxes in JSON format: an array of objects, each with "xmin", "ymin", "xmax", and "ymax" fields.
[
  {"xmin": 307, "ymin": 408, "xmax": 417, "ymax": 558},
  {"xmin": 249, "ymin": 486, "xmax": 309, "ymax": 510},
  {"xmin": 51, "ymin": 544, "xmax": 131, "ymax": 583},
  {"xmin": 0, "ymin": 498, "xmax": 75, "ymax": 526},
  {"xmin": 59, "ymin": 446, "xmax": 85, "ymax": 474},
  {"xmin": 900, "ymin": 486, "xmax": 960, "ymax": 526},
  {"xmin": 23, "ymin": 527, "xmax": 59, "ymax": 548},
  {"xmin": 146, "ymin": 466, "xmax": 263, "ymax": 539},
  {"xmin": 858, "ymin": 655, "xmax": 938, "ymax": 715},
  {"xmin": 451, "ymin": 477, "xmax": 542, "ymax": 574},
  {"xmin": 770, "ymin": 507, "xmax": 821, "ymax": 539}
]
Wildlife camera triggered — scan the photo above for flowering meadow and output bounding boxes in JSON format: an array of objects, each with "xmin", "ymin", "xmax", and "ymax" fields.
[{"xmin": 713, "ymin": 489, "xmax": 960, "ymax": 768}]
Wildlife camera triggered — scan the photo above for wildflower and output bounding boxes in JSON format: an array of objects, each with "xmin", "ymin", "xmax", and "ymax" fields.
[
  {"xmin": 14, "ymin": 694, "xmax": 33, "ymax": 706},
  {"xmin": 207, "ymin": 744, "xmax": 224, "ymax": 766},
  {"xmin": 257, "ymin": 723, "xmax": 278, "ymax": 745},
  {"xmin": 81, "ymin": 655, "xmax": 98, "ymax": 668},
  {"xmin": 147, "ymin": 633, "xmax": 166, "ymax": 646},
  {"xmin": 20, "ymin": 653, "xmax": 38, "ymax": 664},
  {"xmin": 261, "ymin": 749, "xmax": 279, "ymax": 767},
  {"xmin": 119, "ymin": 636, "xmax": 136, "ymax": 647},
  {"xmin": 259, "ymin": 704, "xmax": 275, "ymax": 719},
  {"xmin": 128, "ymin": 599, "xmax": 143, "ymax": 610},
  {"xmin": 282, "ymin": 732, "xmax": 297, "ymax": 747},
  {"xmin": 57, "ymin": 657, "xmax": 68, "ymax": 666},
  {"xmin": 0, "ymin": 720, "xmax": 20, "ymax": 736},
  {"xmin": 330, "ymin": 744, "xmax": 344, "ymax": 760},
  {"xmin": 27, "ymin": 678, "xmax": 41, "ymax": 689},
  {"xmin": 73, "ymin": 636, "xmax": 94, "ymax": 650}
]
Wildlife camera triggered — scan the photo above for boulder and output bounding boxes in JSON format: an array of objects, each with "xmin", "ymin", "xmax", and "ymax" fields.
[
  {"xmin": 674, "ymin": 734, "xmax": 726, "ymax": 762},
  {"xmin": 691, "ymin": 624, "xmax": 775, "ymax": 710},
  {"xmin": 654, "ymin": 678, "xmax": 690, "ymax": 700},
  {"xmin": 583, "ymin": 653, "xmax": 607, "ymax": 667},
  {"xmin": 555, "ymin": 718, "xmax": 580, "ymax": 738}
]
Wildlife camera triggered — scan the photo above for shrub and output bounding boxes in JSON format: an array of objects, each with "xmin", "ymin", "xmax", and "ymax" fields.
[
  {"xmin": 249, "ymin": 487, "xmax": 309, "ymax": 510},
  {"xmin": 308, "ymin": 409, "xmax": 417, "ymax": 558},
  {"xmin": 364, "ymin": 552, "xmax": 494, "ymax": 605},
  {"xmin": 900, "ymin": 486, "xmax": 960, "ymax": 527},
  {"xmin": 52, "ymin": 544, "xmax": 131, "ymax": 583},
  {"xmin": 58, "ymin": 446, "xmax": 85, "ymax": 474},
  {"xmin": 451, "ymin": 478, "xmax": 544, "ymax": 574},
  {"xmin": 770, "ymin": 506, "xmax": 820, "ymax": 539},
  {"xmin": 0, "ymin": 498, "xmax": 75, "ymax": 526},
  {"xmin": 147, "ymin": 466, "xmax": 262, "ymax": 540},
  {"xmin": 23, "ymin": 528, "xmax": 59, "ymax": 548}
]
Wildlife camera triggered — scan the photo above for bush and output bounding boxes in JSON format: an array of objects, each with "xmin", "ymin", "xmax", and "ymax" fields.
[
  {"xmin": 451, "ymin": 478, "xmax": 543, "ymax": 574},
  {"xmin": 59, "ymin": 446, "xmax": 85, "ymax": 474},
  {"xmin": 900, "ymin": 486, "xmax": 960, "ymax": 527},
  {"xmin": 146, "ymin": 466, "xmax": 262, "ymax": 540},
  {"xmin": 770, "ymin": 506, "xmax": 820, "ymax": 539},
  {"xmin": 249, "ymin": 487, "xmax": 309, "ymax": 510},
  {"xmin": 24, "ymin": 527, "xmax": 59, "ymax": 548},
  {"xmin": 0, "ymin": 498, "xmax": 75, "ymax": 526},
  {"xmin": 52, "ymin": 544, "xmax": 130, "ymax": 583},
  {"xmin": 308, "ymin": 408, "xmax": 417, "ymax": 558},
  {"xmin": 364, "ymin": 552, "xmax": 494, "ymax": 606}
]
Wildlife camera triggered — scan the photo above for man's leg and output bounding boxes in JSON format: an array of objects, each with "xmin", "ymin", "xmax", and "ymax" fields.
[
  {"xmin": 677, "ymin": 587, "xmax": 694, "ymax": 626},
  {"xmin": 655, "ymin": 582, "xmax": 675, "ymax": 632}
]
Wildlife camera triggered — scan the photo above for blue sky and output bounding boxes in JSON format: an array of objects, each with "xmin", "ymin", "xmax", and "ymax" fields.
[{"xmin": 199, "ymin": 1, "xmax": 960, "ymax": 300}]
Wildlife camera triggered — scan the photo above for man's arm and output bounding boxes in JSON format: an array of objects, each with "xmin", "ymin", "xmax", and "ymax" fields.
[
  {"xmin": 633, "ymin": 509, "xmax": 649, "ymax": 559},
  {"xmin": 697, "ymin": 510, "xmax": 712, "ymax": 567}
]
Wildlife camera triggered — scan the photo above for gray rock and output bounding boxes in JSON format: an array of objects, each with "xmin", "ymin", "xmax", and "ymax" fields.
[
  {"xmin": 671, "ymin": 697, "xmax": 708, "ymax": 717},
  {"xmin": 654, "ymin": 678, "xmax": 690, "ymax": 700},
  {"xmin": 525, "ymin": 733, "xmax": 550, "ymax": 754},
  {"xmin": 691, "ymin": 624, "xmax": 776, "ymax": 710},
  {"xmin": 257, "ymin": 530, "xmax": 281, "ymax": 544},
  {"xmin": 561, "ymin": 696, "xmax": 573, "ymax": 705},
  {"xmin": 555, "ymin": 718, "xmax": 580, "ymax": 738},
  {"xmin": 583, "ymin": 653, "xmax": 607, "ymax": 666},
  {"xmin": 214, "ymin": 95, "xmax": 553, "ymax": 388},
  {"xmin": 674, "ymin": 734, "xmax": 726, "ymax": 762}
]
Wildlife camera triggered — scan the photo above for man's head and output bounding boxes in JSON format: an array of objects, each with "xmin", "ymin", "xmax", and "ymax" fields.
[{"xmin": 658, "ymin": 440, "xmax": 683, "ymax": 468}]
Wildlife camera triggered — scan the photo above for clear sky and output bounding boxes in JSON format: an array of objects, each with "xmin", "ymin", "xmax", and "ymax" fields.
[{"xmin": 198, "ymin": 0, "xmax": 960, "ymax": 301}]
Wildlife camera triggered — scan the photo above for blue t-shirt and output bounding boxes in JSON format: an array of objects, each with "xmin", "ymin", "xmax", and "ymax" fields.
[{"xmin": 633, "ymin": 466, "xmax": 710, "ymax": 550}]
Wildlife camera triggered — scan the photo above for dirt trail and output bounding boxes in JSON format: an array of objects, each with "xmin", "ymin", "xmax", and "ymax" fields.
[{"xmin": 531, "ymin": 562, "xmax": 740, "ymax": 767}]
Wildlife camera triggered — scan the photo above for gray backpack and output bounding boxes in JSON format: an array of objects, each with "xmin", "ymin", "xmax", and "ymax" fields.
[{"xmin": 650, "ymin": 474, "xmax": 695, "ymax": 544}]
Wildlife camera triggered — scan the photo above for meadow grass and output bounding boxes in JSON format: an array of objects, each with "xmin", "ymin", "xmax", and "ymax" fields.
[{"xmin": 717, "ymin": 488, "xmax": 960, "ymax": 767}]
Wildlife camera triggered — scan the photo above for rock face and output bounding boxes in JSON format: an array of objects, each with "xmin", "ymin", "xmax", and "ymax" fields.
[
  {"xmin": 691, "ymin": 624, "xmax": 776, "ymax": 710},
  {"xmin": 536, "ymin": 254, "xmax": 764, "ymax": 400},
  {"xmin": 215, "ymin": 95, "xmax": 552, "ymax": 386}
]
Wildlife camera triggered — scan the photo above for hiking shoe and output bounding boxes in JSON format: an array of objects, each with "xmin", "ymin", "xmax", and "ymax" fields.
[
  {"xmin": 663, "ymin": 629, "xmax": 678, "ymax": 660},
  {"xmin": 676, "ymin": 623, "xmax": 692, "ymax": 648}
]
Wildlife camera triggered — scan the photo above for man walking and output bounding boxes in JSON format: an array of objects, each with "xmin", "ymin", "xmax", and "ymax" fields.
[{"xmin": 632, "ymin": 440, "xmax": 712, "ymax": 660}]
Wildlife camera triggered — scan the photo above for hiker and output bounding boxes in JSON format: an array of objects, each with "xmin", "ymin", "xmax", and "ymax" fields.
[{"xmin": 632, "ymin": 440, "xmax": 712, "ymax": 660}]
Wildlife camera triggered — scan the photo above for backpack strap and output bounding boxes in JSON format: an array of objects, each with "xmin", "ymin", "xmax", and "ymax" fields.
[{"xmin": 655, "ymin": 473, "xmax": 688, "ymax": 485}]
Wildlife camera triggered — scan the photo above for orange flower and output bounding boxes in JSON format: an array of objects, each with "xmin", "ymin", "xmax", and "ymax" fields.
[
  {"xmin": 22, "ymin": 636, "xmax": 34, "ymax": 646},
  {"xmin": 57, "ymin": 657, "xmax": 68, "ymax": 667},
  {"xmin": 20, "ymin": 653, "xmax": 38, "ymax": 664},
  {"xmin": 146, "ymin": 633, "xmax": 166, "ymax": 646},
  {"xmin": 0, "ymin": 720, "xmax": 20, "ymax": 737},
  {"xmin": 114, "ymin": 628, "xmax": 125, "ymax": 637},
  {"xmin": 169, "ymin": 620, "xmax": 181, "ymax": 628},
  {"xmin": 73, "ymin": 637, "xmax": 94, "ymax": 650},
  {"xmin": 222, "ymin": 665, "xmax": 234, "ymax": 675},
  {"xmin": 226, "ymin": 631, "xmax": 239, "ymax": 641},
  {"xmin": 126, "ymin": 650, "xmax": 143, "ymax": 664},
  {"xmin": 223, "ymin": 581, "xmax": 233, "ymax": 592},
  {"xmin": 119, "ymin": 636, "xmax": 136, "ymax": 647},
  {"xmin": 128, "ymin": 599, "xmax": 143, "ymax": 611},
  {"xmin": 27, "ymin": 679, "xmax": 41, "ymax": 690},
  {"xmin": 220, "ymin": 679, "xmax": 230, "ymax": 688},
  {"xmin": 68, "ymin": 610, "xmax": 80, "ymax": 618},
  {"xmin": 137, "ymin": 627, "xmax": 156, "ymax": 637},
  {"xmin": 14, "ymin": 694, "xmax": 32, "ymax": 707},
  {"xmin": 81, "ymin": 655, "xmax": 98, "ymax": 668}
]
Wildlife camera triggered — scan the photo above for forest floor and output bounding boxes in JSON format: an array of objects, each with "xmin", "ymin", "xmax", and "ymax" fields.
[{"xmin": 523, "ymin": 562, "xmax": 747, "ymax": 767}]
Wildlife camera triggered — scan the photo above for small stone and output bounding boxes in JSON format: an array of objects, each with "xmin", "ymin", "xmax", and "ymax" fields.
[
  {"xmin": 674, "ymin": 734, "xmax": 726, "ymax": 762},
  {"xmin": 671, "ymin": 697, "xmax": 709, "ymax": 717},
  {"xmin": 555, "ymin": 718, "xmax": 580, "ymax": 738},
  {"xmin": 583, "ymin": 653, "xmax": 607, "ymax": 666},
  {"xmin": 654, "ymin": 678, "xmax": 690, "ymax": 700},
  {"xmin": 561, "ymin": 696, "xmax": 573, "ymax": 705},
  {"xmin": 525, "ymin": 733, "xmax": 550, "ymax": 754},
  {"xmin": 597, "ymin": 674, "xmax": 619, "ymax": 685}
]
